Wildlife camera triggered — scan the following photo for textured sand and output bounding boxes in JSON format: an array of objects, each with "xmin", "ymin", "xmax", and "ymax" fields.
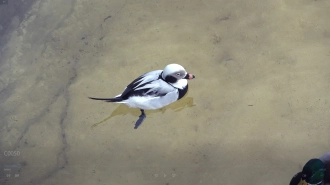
[{"xmin": 0, "ymin": 0, "xmax": 330, "ymax": 185}]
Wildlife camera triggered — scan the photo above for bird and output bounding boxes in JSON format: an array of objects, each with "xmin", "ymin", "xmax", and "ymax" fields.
[
  {"xmin": 89, "ymin": 63, "xmax": 195, "ymax": 129},
  {"xmin": 290, "ymin": 152, "xmax": 330, "ymax": 185}
]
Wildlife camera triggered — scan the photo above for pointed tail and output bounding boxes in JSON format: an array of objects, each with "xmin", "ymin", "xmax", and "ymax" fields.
[{"xmin": 88, "ymin": 97, "xmax": 123, "ymax": 102}]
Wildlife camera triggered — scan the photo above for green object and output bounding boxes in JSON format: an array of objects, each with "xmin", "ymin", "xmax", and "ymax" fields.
[{"xmin": 302, "ymin": 158, "xmax": 326, "ymax": 184}]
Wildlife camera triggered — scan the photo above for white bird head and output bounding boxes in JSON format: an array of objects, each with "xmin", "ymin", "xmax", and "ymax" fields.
[{"xmin": 162, "ymin": 64, "xmax": 195, "ymax": 88}]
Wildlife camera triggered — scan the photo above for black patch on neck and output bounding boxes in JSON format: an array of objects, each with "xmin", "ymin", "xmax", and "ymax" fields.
[
  {"xmin": 159, "ymin": 72, "xmax": 177, "ymax": 83},
  {"xmin": 165, "ymin": 75, "xmax": 178, "ymax": 83},
  {"xmin": 159, "ymin": 72, "xmax": 164, "ymax": 80},
  {"xmin": 178, "ymin": 84, "xmax": 188, "ymax": 100}
]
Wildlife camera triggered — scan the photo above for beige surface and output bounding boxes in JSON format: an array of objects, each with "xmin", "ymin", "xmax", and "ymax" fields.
[{"xmin": 0, "ymin": 0, "xmax": 330, "ymax": 184}]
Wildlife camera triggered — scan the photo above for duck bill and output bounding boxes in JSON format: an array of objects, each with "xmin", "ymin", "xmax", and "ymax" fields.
[{"xmin": 184, "ymin": 73, "xmax": 195, "ymax": 80}]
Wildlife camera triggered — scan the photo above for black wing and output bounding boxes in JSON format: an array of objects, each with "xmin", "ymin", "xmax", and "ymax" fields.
[{"xmin": 120, "ymin": 70, "xmax": 166, "ymax": 99}]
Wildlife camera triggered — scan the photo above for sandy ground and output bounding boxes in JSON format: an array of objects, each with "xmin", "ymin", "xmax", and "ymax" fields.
[{"xmin": 0, "ymin": 0, "xmax": 330, "ymax": 185}]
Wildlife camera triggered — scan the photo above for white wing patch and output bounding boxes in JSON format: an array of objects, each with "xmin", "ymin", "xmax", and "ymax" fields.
[
  {"xmin": 133, "ymin": 70, "xmax": 162, "ymax": 89},
  {"xmin": 134, "ymin": 80, "xmax": 175, "ymax": 96}
]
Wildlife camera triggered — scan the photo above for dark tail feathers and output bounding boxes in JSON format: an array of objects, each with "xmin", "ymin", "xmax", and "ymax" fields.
[{"xmin": 88, "ymin": 97, "xmax": 123, "ymax": 102}]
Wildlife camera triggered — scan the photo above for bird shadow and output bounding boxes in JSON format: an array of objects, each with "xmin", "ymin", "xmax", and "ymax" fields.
[{"xmin": 91, "ymin": 96, "xmax": 196, "ymax": 129}]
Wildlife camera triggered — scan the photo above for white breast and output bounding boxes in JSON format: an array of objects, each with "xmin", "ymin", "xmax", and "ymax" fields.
[{"xmin": 123, "ymin": 90, "xmax": 179, "ymax": 110}]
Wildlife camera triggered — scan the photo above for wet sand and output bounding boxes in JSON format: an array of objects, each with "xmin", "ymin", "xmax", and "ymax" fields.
[{"xmin": 0, "ymin": 0, "xmax": 330, "ymax": 185}]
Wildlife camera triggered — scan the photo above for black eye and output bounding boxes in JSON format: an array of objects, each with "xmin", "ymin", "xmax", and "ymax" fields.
[{"xmin": 176, "ymin": 73, "xmax": 180, "ymax": 76}]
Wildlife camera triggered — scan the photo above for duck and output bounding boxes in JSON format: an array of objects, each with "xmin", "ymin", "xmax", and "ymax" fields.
[
  {"xmin": 89, "ymin": 63, "xmax": 195, "ymax": 129},
  {"xmin": 290, "ymin": 152, "xmax": 330, "ymax": 185}
]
